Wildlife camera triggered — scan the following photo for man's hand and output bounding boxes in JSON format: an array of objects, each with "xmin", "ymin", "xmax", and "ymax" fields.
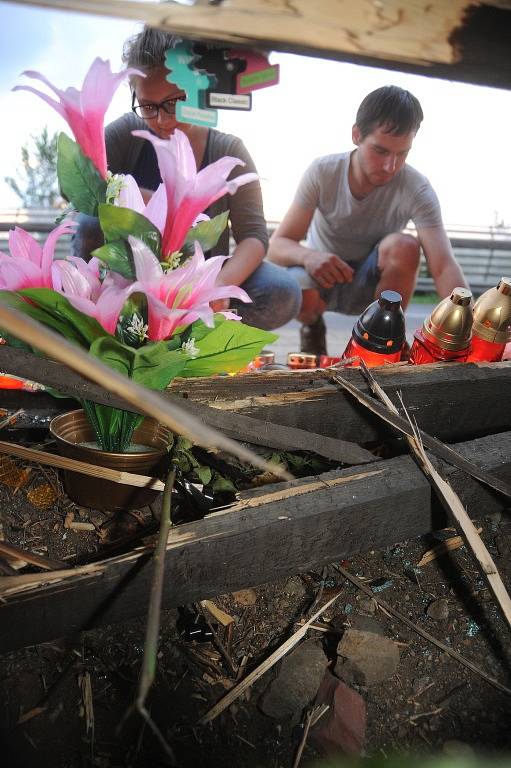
[
  {"xmin": 304, "ymin": 251, "xmax": 354, "ymax": 289},
  {"xmin": 210, "ymin": 298, "xmax": 230, "ymax": 313}
]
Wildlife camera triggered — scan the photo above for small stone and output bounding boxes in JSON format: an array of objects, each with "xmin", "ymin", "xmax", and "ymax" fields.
[
  {"xmin": 259, "ymin": 641, "xmax": 326, "ymax": 723},
  {"xmin": 283, "ymin": 576, "xmax": 306, "ymax": 598},
  {"xmin": 310, "ymin": 671, "xmax": 366, "ymax": 756},
  {"xmin": 348, "ymin": 614, "xmax": 384, "ymax": 636},
  {"xmin": 412, "ymin": 676, "xmax": 431, "ymax": 696},
  {"xmin": 427, "ymin": 598, "xmax": 449, "ymax": 621},
  {"xmin": 357, "ymin": 597, "xmax": 376, "ymax": 615},
  {"xmin": 231, "ymin": 588, "xmax": 257, "ymax": 606},
  {"xmin": 335, "ymin": 629, "xmax": 400, "ymax": 686}
]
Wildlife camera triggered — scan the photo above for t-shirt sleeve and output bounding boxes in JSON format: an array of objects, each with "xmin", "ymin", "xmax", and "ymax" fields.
[
  {"xmin": 410, "ymin": 179, "xmax": 444, "ymax": 229},
  {"xmin": 293, "ymin": 159, "xmax": 322, "ymax": 210},
  {"xmin": 222, "ymin": 136, "xmax": 269, "ymax": 252}
]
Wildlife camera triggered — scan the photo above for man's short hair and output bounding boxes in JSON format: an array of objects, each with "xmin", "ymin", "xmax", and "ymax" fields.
[
  {"xmin": 122, "ymin": 26, "xmax": 177, "ymax": 71},
  {"xmin": 355, "ymin": 86, "xmax": 424, "ymax": 138}
]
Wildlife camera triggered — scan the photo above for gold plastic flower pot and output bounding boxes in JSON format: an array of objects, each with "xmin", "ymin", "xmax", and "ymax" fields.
[{"xmin": 50, "ymin": 409, "xmax": 171, "ymax": 511}]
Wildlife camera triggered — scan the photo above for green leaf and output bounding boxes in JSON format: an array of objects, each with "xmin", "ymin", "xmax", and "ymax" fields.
[
  {"xmin": 181, "ymin": 319, "xmax": 278, "ymax": 377},
  {"xmin": 92, "ymin": 240, "xmax": 134, "ymax": 279},
  {"xmin": 0, "ymin": 289, "xmax": 87, "ymax": 347},
  {"xmin": 86, "ymin": 337, "xmax": 187, "ymax": 451},
  {"xmin": 19, "ymin": 288, "xmax": 107, "ymax": 346},
  {"xmin": 98, "ymin": 203, "xmax": 161, "ymax": 260},
  {"xmin": 211, "ymin": 474, "xmax": 237, "ymax": 494},
  {"xmin": 57, "ymin": 133, "xmax": 107, "ymax": 216},
  {"xmin": 183, "ymin": 211, "xmax": 229, "ymax": 256},
  {"xmin": 89, "ymin": 336, "xmax": 187, "ymax": 391},
  {"xmin": 194, "ymin": 465, "xmax": 212, "ymax": 486}
]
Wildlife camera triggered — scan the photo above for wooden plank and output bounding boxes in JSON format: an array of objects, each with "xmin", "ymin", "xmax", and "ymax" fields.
[
  {"xmin": 8, "ymin": 0, "xmax": 511, "ymax": 89},
  {"xmin": 2, "ymin": 347, "xmax": 511, "ymax": 446},
  {"xmin": 0, "ymin": 430, "xmax": 510, "ymax": 652}
]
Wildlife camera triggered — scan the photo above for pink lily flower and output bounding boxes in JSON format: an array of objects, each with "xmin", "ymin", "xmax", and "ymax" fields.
[
  {"xmin": 52, "ymin": 256, "xmax": 130, "ymax": 334},
  {"xmin": 13, "ymin": 59, "xmax": 143, "ymax": 178},
  {"xmin": 0, "ymin": 222, "xmax": 75, "ymax": 291},
  {"xmin": 115, "ymin": 174, "xmax": 167, "ymax": 235},
  {"xmin": 127, "ymin": 237, "xmax": 250, "ymax": 340},
  {"xmin": 131, "ymin": 129, "xmax": 258, "ymax": 258},
  {"xmin": 83, "ymin": 237, "xmax": 249, "ymax": 341}
]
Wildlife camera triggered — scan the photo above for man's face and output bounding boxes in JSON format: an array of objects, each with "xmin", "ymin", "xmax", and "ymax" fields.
[
  {"xmin": 352, "ymin": 124, "xmax": 415, "ymax": 187},
  {"xmin": 132, "ymin": 67, "xmax": 188, "ymax": 139}
]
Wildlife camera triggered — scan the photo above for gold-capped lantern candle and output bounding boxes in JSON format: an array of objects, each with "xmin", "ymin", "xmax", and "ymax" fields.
[
  {"xmin": 409, "ymin": 287, "xmax": 474, "ymax": 365},
  {"xmin": 466, "ymin": 278, "xmax": 511, "ymax": 362}
]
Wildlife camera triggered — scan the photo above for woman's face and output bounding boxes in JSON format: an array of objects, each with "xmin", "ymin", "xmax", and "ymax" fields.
[{"xmin": 132, "ymin": 66, "xmax": 189, "ymax": 139}]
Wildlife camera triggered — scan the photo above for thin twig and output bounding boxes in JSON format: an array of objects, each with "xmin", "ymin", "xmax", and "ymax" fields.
[
  {"xmin": 119, "ymin": 467, "xmax": 178, "ymax": 765},
  {"xmin": 334, "ymin": 563, "xmax": 511, "ymax": 697},
  {"xmin": 196, "ymin": 602, "xmax": 237, "ymax": 678},
  {"xmin": 292, "ymin": 703, "xmax": 330, "ymax": 768},
  {"xmin": 137, "ymin": 468, "xmax": 176, "ymax": 709}
]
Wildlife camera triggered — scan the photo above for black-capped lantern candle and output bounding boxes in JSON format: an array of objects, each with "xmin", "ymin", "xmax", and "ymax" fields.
[
  {"xmin": 408, "ymin": 288, "xmax": 473, "ymax": 365},
  {"xmin": 466, "ymin": 278, "xmax": 511, "ymax": 362},
  {"xmin": 342, "ymin": 290, "xmax": 406, "ymax": 367}
]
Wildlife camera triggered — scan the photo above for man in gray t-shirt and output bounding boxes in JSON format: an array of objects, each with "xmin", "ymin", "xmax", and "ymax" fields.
[{"xmin": 268, "ymin": 85, "xmax": 468, "ymax": 355}]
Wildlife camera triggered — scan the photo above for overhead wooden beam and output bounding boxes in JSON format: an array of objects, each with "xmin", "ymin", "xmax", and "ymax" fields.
[
  {"xmin": 9, "ymin": 0, "xmax": 511, "ymax": 89},
  {"xmin": 0, "ymin": 429, "xmax": 509, "ymax": 653}
]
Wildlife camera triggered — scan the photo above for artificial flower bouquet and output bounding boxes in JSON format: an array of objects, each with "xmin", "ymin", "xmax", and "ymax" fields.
[{"xmin": 0, "ymin": 58, "xmax": 276, "ymax": 452}]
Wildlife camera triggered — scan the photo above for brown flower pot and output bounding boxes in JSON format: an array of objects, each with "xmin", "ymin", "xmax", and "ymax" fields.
[{"xmin": 50, "ymin": 409, "xmax": 171, "ymax": 511}]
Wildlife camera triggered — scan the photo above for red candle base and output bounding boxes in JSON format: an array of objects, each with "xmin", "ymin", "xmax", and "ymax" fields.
[
  {"xmin": 465, "ymin": 336, "xmax": 505, "ymax": 362},
  {"xmin": 408, "ymin": 329, "xmax": 470, "ymax": 365},
  {"xmin": 342, "ymin": 338, "xmax": 401, "ymax": 368}
]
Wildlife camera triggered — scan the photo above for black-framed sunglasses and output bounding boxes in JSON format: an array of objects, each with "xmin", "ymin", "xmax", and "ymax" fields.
[{"xmin": 131, "ymin": 91, "xmax": 186, "ymax": 119}]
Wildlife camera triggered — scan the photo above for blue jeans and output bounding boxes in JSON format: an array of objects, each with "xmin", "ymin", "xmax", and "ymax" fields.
[
  {"xmin": 287, "ymin": 246, "xmax": 381, "ymax": 316},
  {"xmin": 231, "ymin": 261, "xmax": 302, "ymax": 330}
]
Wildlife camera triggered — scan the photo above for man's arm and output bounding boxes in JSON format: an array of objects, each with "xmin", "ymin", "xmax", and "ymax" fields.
[
  {"xmin": 418, "ymin": 226, "xmax": 469, "ymax": 297},
  {"xmin": 268, "ymin": 203, "xmax": 353, "ymax": 289}
]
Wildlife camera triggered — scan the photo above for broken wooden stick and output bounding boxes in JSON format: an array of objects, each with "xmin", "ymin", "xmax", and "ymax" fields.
[
  {"xmin": 0, "ymin": 540, "xmax": 70, "ymax": 572},
  {"xmin": 332, "ymin": 371, "xmax": 511, "ymax": 501},
  {"xmin": 355, "ymin": 361, "xmax": 511, "ymax": 634},
  {"xmin": 0, "ymin": 439, "xmax": 165, "ymax": 491},
  {"xmin": 417, "ymin": 528, "xmax": 482, "ymax": 567}
]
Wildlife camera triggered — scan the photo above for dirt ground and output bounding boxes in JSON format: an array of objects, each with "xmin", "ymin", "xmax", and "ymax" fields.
[{"xmin": 1, "ymin": 437, "xmax": 511, "ymax": 768}]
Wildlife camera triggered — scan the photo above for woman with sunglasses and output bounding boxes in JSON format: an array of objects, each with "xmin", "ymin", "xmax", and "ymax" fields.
[{"xmin": 74, "ymin": 26, "xmax": 301, "ymax": 331}]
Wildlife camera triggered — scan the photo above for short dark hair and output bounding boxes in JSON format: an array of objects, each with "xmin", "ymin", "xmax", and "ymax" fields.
[
  {"xmin": 355, "ymin": 86, "xmax": 423, "ymax": 139},
  {"xmin": 122, "ymin": 26, "xmax": 177, "ymax": 71}
]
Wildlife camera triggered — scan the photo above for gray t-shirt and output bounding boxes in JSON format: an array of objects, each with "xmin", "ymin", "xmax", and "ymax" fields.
[{"xmin": 294, "ymin": 151, "xmax": 443, "ymax": 264}]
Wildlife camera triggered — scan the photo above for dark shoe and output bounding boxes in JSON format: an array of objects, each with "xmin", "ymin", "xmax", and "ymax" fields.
[
  {"xmin": 300, "ymin": 316, "xmax": 328, "ymax": 356},
  {"xmin": 400, "ymin": 339, "xmax": 411, "ymax": 361}
]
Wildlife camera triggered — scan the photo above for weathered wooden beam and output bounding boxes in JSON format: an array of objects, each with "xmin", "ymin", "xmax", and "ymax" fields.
[
  {"xmin": 0, "ymin": 430, "xmax": 509, "ymax": 653},
  {"xmin": 2, "ymin": 347, "xmax": 511, "ymax": 446},
  {"xmin": 8, "ymin": 0, "xmax": 511, "ymax": 89}
]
